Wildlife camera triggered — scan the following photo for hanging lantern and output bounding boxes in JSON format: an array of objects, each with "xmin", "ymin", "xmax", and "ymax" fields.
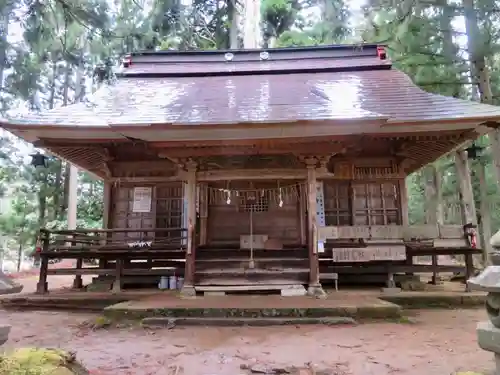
[
  {"xmin": 465, "ymin": 142, "xmax": 484, "ymax": 160},
  {"xmin": 30, "ymin": 152, "xmax": 48, "ymax": 168}
]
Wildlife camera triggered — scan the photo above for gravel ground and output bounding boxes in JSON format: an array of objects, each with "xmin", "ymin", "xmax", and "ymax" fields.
[{"xmin": 0, "ymin": 276, "xmax": 491, "ymax": 375}]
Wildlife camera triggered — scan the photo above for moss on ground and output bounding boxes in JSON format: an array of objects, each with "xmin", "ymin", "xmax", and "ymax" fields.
[{"xmin": 0, "ymin": 348, "xmax": 90, "ymax": 375}]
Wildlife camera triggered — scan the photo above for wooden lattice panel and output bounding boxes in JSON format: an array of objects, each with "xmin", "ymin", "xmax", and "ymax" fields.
[{"xmin": 239, "ymin": 195, "xmax": 269, "ymax": 213}]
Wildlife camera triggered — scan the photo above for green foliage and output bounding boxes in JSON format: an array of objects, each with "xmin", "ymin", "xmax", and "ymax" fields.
[{"xmin": 0, "ymin": 348, "xmax": 90, "ymax": 374}]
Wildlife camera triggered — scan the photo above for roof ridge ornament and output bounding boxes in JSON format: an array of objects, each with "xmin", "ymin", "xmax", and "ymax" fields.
[
  {"xmin": 224, "ymin": 52, "xmax": 234, "ymax": 62},
  {"xmin": 260, "ymin": 51, "xmax": 269, "ymax": 61}
]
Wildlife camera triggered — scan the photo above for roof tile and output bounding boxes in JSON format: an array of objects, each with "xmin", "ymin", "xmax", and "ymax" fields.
[{"xmin": 6, "ymin": 69, "xmax": 500, "ymax": 127}]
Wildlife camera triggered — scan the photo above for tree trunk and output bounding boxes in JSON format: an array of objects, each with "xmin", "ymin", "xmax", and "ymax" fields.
[
  {"xmin": 0, "ymin": 3, "xmax": 9, "ymax": 75},
  {"xmin": 53, "ymin": 160, "xmax": 62, "ymax": 220},
  {"xmin": 228, "ymin": 0, "xmax": 239, "ymax": 49},
  {"xmin": 62, "ymin": 162, "xmax": 70, "ymax": 213},
  {"xmin": 243, "ymin": 0, "xmax": 261, "ymax": 48},
  {"xmin": 62, "ymin": 62, "xmax": 71, "ymax": 107},
  {"xmin": 463, "ymin": 0, "xmax": 498, "ymax": 238},
  {"xmin": 0, "ymin": 3, "xmax": 9, "ymax": 110},
  {"xmin": 440, "ymin": 0, "xmax": 460, "ymax": 98}
]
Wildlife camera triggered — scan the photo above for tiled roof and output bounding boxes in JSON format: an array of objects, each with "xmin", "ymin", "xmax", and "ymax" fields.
[
  {"xmin": 119, "ymin": 56, "xmax": 390, "ymax": 77},
  {"xmin": 5, "ymin": 69, "xmax": 500, "ymax": 127},
  {"xmin": 2, "ymin": 43, "xmax": 500, "ymax": 128}
]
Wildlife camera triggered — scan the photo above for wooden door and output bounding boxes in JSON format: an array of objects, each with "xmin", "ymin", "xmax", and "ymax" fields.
[{"xmin": 206, "ymin": 181, "xmax": 301, "ymax": 246}]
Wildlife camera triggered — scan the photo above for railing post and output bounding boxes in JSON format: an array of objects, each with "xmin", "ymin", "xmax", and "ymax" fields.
[
  {"xmin": 36, "ymin": 230, "xmax": 49, "ymax": 294},
  {"xmin": 71, "ymin": 232, "xmax": 83, "ymax": 289}
]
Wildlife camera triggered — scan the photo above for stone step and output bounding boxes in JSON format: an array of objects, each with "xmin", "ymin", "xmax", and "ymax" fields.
[
  {"xmin": 195, "ymin": 276, "xmax": 304, "ymax": 286},
  {"xmin": 141, "ymin": 316, "xmax": 357, "ymax": 327},
  {"xmin": 195, "ymin": 284, "xmax": 300, "ymax": 291},
  {"xmin": 196, "ymin": 283, "xmax": 307, "ymax": 296}
]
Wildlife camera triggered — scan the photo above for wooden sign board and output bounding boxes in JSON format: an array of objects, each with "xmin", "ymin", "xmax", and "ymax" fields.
[
  {"xmin": 332, "ymin": 245, "xmax": 406, "ymax": 262},
  {"xmin": 132, "ymin": 187, "xmax": 152, "ymax": 213}
]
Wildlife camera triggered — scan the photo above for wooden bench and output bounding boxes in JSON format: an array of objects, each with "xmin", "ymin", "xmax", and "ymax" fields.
[
  {"xmin": 35, "ymin": 228, "xmax": 187, "ymax": 294},
  {"xmin": 318, "ymin": 224, "xmax": 481, "ymax": 291}
]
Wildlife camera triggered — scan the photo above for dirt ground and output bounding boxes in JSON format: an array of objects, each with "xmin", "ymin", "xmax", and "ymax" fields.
[{"xmin": 1, "ymin": 276, "xmax": 494, "ymax": 375}]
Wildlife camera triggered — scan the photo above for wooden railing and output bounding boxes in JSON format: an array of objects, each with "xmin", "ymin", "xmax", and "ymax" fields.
[
  {"xmin": 318, "ymin": 224, "xmax": 469, "ymax": 243},
  {"xmin": 38, "ymin": 227, "xmax": 188, "ymax": 254}
]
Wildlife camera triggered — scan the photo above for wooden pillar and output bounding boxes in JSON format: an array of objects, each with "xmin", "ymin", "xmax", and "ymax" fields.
[
  {"xmin": 112, "ymin": 258, "xmax": 123, "ymax": 293},
  {"xmin": 478, "ymin": 162, "xmax": 492, "ymax": 264},
  {"xmin": 99, "ymin": 181, "xmax": 112, "ymax": 269},
  {"xmin": 455, "ymin": 150, "xmax": 478, "ymax": 291},
  {"xmin": 455, "ymin": 150, "xmax": 477, "ymax": 227},
  {"xmin": 398, "ymin": 178, "xmax": 409, "ymax": 227},
  {"xmin": 102, "ymin": 181, "xmax": 111, "ymax": 229},
  {"xmin": 72, "ymin": 258, "xmax": 83, "ymax": 289},
  {"xmin": 424, "ymin": 164, "xmax": 442, "ymax": 284},
  {"xmin": 181, "ymin": 160, "xmax": 197, "ymax": 296},
  {"xmin": 489, "ymin": 129, "xmax": 500, "ymax": 187},
  {"xmin": 424, "ymin": 166, "xmax": 437, "ymax": 225},
  {"xmin": 67, "ymin": 164, "xmax": 78, "ymax": 230},
  {"xmin": 305, "ymin": 157, "xmax": 325, "ymax": 297},
  {"xmin": 435, "ymin": 166, "xmax": 444, "ymax": 226},
  {"xmin": 298, "ymin": 184, "xmax": 306, "ymax": 246},
  {"xmin": 36, "ymin": 231, "xmax": 49, "ymax": 294},
  {"xmin": 424, "ymin": 164, "xmax": 442, "ymax": 225},
  {"xmin": 199, "ymin": 182, "xmax": 208, "ymax": 246}
]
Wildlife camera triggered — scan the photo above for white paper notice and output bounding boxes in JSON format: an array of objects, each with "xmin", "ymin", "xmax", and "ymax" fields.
[{"xmin": 132, "ymin": 187, "xmax": 152, "ymax": 213}]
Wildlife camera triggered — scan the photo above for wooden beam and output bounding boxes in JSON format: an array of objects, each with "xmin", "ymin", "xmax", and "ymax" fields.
[
  {"xmin": 197, "ymin": 168, "xmax": 307, "ymax": 181},
  {"xmin": 109, "ymin": 160, "xmax": 176, "ymax": 170},
  {"xmin": 157, "ymin": 142, "xmax": 345, "ymax": 158},
  {"xmin": 150, "ymin": 136, "xmax": 350, "ymax": 148}
]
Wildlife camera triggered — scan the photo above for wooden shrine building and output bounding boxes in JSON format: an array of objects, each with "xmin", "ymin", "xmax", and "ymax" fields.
[{"xmin": 3, "ymin": 44, "xmax": 500, "ymax": 296}]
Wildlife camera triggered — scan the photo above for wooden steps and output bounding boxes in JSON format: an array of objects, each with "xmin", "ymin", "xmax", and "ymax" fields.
[
  {"xmin": 195, "ymin": 284, "xmax": 300, "ymax": 293},
  {"xmin": 194, "ymin": 246, "xmax": 309, "ymax": 294}
]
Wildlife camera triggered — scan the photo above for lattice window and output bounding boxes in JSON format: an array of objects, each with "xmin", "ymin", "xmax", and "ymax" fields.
[
  {"xmin": 155, "ymin": 184, "xmax": 183, "ymax": 242},
  {"xmin": 323, "ymin": 181, "xmax": 351, "ymax": 226},
  {"xmin": 239, "ymin": 194, "xmax": 269, "ymax": 213},
  {"xmin": 352, "ymin": 182, "xmax": 400, "ymax": 225}
]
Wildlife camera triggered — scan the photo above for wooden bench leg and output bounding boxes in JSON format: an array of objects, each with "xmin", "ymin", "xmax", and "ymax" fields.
[
  {"xmin": 405, "ymin": 253, "xmax": 414, "ymax": 276},
  {"xmin": 431, "ymin": 254, "xmax": 439, "ymax": 285},
  {"xmin": 465, "ymin": 253, "xmax": 474, "ymax": 292},
  {"xmin": 72, "ymin": 258, "xmax": 83, "ymax": 289},
  {"xmin": 112, "ymin": 259, "xmax": 123, "ymax": 293},
  {"xmin": 386, "ymin": 272, "xmax": 396, "ymax": 288},
  {"xmin": 36, "ymin": 256, "xmax": 49, "ymax": 294}
]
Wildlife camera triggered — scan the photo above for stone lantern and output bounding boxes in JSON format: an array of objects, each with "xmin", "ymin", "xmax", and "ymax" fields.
[
  {"xmin": 468, "ymin": 229, "xmax": 500, "ymax": 371},
  {"xmin": 0, "ymin": 324, "xmax": 10, "ymax": 346}
]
